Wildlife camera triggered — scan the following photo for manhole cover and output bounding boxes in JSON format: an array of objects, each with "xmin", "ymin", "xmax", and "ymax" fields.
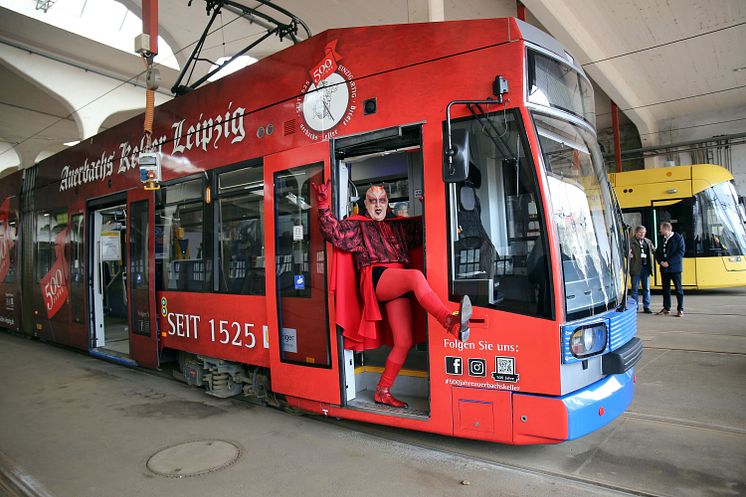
[{"xmin": 147, "ymin": 440, "xmax": 241, "ymax": 478}]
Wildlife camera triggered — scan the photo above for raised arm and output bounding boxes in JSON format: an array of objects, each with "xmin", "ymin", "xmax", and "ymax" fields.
[{"xmin": 313, "ymin": 181, "xmax": 364, "ymax": 252}]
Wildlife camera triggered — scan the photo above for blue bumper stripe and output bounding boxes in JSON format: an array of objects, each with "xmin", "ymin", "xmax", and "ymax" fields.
[{"xmin": 564, "ymin": 369, "xmax": 635, "ymax": 440}]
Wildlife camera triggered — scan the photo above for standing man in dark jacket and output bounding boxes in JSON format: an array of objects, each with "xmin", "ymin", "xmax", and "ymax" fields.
[
  {"xmin": 630, "ymin": 225, "xmax": 654, "ymax": 313},
  {"xmin": 655, "ymin": 222, "xmax": 685, "ymax": 317}
]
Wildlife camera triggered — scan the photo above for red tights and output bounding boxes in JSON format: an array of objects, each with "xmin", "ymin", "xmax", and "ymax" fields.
[{"xmin": 375, "ymin": 268, "xmax": 451, "ymax": 388}]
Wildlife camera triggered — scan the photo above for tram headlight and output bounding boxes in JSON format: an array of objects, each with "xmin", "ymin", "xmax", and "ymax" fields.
[{"xmin": 570, "ymin": 323, "xmax": 607, "ymax": 358}]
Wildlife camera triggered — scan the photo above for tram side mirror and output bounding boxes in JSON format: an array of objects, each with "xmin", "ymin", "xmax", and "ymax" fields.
[{"xmin": 444, "ymin": 128, "xmax": 470, "ymax": 183}]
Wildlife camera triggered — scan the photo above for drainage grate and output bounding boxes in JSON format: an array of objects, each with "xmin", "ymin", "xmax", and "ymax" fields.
[{"xmin": 146, "ymin": 440, "xmax": 241, "ymax": 478}]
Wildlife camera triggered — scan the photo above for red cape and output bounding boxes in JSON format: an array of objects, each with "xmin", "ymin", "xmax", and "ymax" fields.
[{"xmin": 329, "ymin": 214, "xmax": 427, "ymax": 351}]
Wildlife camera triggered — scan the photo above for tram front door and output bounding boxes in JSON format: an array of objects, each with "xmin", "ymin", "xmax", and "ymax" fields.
[
  {"xmin": 265, "ymin": 141, "xmax": 342, "ymax": 405},
  {"xmin": 89, "ymin": 189, "xmax": 158, "ymax": 367}
]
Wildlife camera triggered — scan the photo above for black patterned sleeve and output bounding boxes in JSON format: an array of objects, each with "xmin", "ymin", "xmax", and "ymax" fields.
[{"xmin": 318, "ymin": 208, "xmax": 364, "ymax": 252}]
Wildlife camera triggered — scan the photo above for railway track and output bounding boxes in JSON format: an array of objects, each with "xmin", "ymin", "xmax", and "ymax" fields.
[{"xmin": 6, "ymin": 331, "xmax": 744, "ymax": 497}]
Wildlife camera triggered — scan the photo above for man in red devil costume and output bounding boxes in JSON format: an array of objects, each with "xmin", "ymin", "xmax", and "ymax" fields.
[{"xmin": 313, "ymin": 182, "xmax": 471, "ymax": 408}]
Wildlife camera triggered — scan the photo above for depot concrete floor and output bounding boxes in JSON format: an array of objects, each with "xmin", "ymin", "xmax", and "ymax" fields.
[{"xmin": 1, "ymin": 288, "xmax": 744, "ymax": 497}]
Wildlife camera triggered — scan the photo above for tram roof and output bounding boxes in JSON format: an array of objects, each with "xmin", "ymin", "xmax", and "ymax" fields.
[
  {"xmin": 611, "ymin": 164, "xmax": 735, "ymax": 206},
  {"xmin": 28, "ymin": 17, "xmax": 576, "ymax": 193}
]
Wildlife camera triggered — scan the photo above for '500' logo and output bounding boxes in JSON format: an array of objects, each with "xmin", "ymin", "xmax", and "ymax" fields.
[{"xmin": 43, "ymin": 266, "xmax": 66, "ymax": 311}]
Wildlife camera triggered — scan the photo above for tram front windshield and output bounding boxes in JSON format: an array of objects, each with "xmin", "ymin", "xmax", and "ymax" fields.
[
  {"xmin": 533, "ymin": 113, "xmax": 625, "ymax": 319},
  {"xmin": 695, "ymin": 181, "xmax": 746, "ymax": 256}
]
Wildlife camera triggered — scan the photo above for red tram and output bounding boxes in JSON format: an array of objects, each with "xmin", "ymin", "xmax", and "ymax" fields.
[{"xmin": 0, "ymin": 18, "xmax": 641, "ymax": 444}]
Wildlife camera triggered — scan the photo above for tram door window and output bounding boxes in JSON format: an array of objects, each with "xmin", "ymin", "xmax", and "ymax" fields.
[
  {"xmin": 129, "ymin": 201, "xmax": 150, "ymax": 336},
  {"xmin": 652, "ymin": 199, "xmax": 697, "ymax": 286},
  {"xmin": 652, "ymin": 199, "xmax": 696, "ymax": 257},
  {"xmin": 216, "ymin": 165, "xmax": 265, "ymax": 295},
  {"xmin": 70, "ymin": 213, "xmax": 85, "ymax": 324},
  {"xmin": 447, "ymin": 111, "xmax": 552, "ymax": 319},
  {"xmin": 275, "ymin": 163, "xmax": 330, "ymax": 367},
  {"xmin": 155, "ymin": 178, "xmax": 208, "ymax": 292}
]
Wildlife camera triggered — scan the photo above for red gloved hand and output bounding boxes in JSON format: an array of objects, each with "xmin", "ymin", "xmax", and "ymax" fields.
[{"xmin": 312, "ymin": 180, "xmax": 330, "ymax": 210}]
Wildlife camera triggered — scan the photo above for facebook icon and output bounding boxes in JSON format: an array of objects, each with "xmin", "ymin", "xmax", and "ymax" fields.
[{"xmin": 445, "ymin": 356, "xmax": 463, "ymax": 375}]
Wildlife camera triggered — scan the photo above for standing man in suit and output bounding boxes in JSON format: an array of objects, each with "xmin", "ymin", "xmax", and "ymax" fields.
[
  {"xmin": 630, "ymin": 225, "xmax": 654, "ymax": 314},
  {"xmin": 655, "ymin": 222, "xmax": 685, "ymax": 317}
]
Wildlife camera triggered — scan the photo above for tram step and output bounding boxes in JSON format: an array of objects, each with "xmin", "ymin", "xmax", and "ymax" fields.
[{"xmin": 353, "ymin": 366, "xmax": 428, "ymax": 398}]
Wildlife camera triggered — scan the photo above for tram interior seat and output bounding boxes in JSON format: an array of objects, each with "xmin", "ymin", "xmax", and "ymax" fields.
[{"xmin": 453, "ymin": 165, "xmax": 504, "ymax": 306}]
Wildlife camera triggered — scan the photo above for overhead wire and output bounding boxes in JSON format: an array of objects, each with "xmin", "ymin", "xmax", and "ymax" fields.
[{"xmin": 581, "ymin": 21, "xmax": 746, "ymax": 67}]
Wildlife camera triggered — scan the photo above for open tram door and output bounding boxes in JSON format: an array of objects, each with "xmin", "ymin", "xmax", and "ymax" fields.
[
  {"xmin": 126, "ymin": 188, "xmax": 158, "ymax": 367},
  {"xmin": 651, "ymin": 198, "xmax": 697, "ymax": 287},
  {"xmin": 265, "ymin": 142, "xmax": 342, "ymax": 405},
  {"xmin": 332, "ymin": 125, "xmax": 430, "ymax": 416},
  {"xmin": 88, "ymin": 190, "xmax": 158, "ymax": 368}
]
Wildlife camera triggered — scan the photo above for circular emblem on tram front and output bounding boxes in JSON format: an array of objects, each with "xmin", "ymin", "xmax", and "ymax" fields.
[
  {"xmin": 302, "ymin": 73, "xmax": 350, "ymax": 132},
  {"xmin": 296, "ymin": 40, "xmax": 357, "ymax": 141}
]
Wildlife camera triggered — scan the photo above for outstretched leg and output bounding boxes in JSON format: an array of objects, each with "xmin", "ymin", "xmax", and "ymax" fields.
[{"xmin": 375, "ymin": 268, "xmax": 459, "ymax": 335}]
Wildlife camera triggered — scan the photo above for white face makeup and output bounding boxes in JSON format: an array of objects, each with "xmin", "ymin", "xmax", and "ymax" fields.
[{"xmin": 364, "ymin": 186, "xmax": 388, "ymax": 222}]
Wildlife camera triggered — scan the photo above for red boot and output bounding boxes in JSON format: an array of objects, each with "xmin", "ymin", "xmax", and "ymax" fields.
[
  {"xmin": 444, "ymin": 295, "xmax": 472, "ymax": 342},
  {"xmin": 374, "ymin": 385, "xmax": 408, "ymax": 408}
]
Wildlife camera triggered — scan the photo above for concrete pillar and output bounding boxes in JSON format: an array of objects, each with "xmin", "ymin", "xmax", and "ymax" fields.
[{"xmin": 408, "ymin": 0, "xmax": 445, "ymax": 22}]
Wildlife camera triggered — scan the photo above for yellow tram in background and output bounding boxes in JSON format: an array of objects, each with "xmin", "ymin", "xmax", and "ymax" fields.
[{"xmin": 611, "ymin": 164, "xmax": 746, "ymax": 289}]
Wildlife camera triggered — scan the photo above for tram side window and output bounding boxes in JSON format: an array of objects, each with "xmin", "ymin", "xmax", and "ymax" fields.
[
  {"xmin": 35, "ymin": 212, "xmax": 51, "ymax": 280},
  {"xmin": 41, "ymin": 211, "xmax": 69, "ymax": 318},
  {"xmin": 70, "ymin": 214, "xmax": 85, "ymax": 323},
  {"xmin": 217, "ymin": 165, "xmax": 265, "ymax": 295},
  {"xmin": 155, "ymin": 178, "xmax": 208, "ymax": 292},
  {"xmin": 51, "ymin": 212, "xmax": 68, "ymax": 280},
  {"xmin": 446, "ymin": 111, "xmax": 552, "ymax": 319},
  {"xmin": 2, "ymin": 216, "xmax": 18, "ymax": 283},
  {"xmin": 35, "ymin": 211, "xmax": 67, "ymax": 280}
]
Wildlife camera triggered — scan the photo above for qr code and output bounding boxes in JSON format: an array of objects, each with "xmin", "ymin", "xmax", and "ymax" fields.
[{"xmin": 497, "ymin": 357, "xmax": 514, "ymax": 374}]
